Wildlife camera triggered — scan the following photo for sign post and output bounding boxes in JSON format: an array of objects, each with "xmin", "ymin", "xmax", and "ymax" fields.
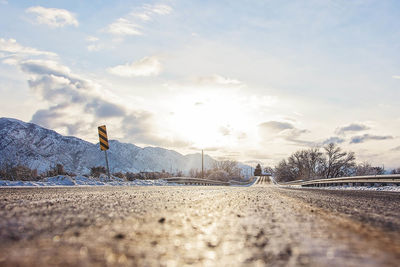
[
  {"xmin": 201, "ymin": 149, "xmax": 204, "ymax": 179},
  {"xmin": 98, "ymin": 125, "xmax": 111, "ymax": 179}
]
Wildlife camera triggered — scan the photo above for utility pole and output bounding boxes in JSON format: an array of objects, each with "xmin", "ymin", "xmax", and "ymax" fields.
[{"xmin": 202, "ymin": 150, "xmax": 205, "ymax": 178}]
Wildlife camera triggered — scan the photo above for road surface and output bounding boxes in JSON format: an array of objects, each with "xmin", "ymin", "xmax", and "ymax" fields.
[{"xmin": 0, "ymin": 184, "xmax": 399, "ymax": 266}]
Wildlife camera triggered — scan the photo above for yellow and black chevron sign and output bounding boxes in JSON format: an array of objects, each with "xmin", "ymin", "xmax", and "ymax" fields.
[{"xmin": 98, "ymin": 125, "xmax": 109, "ymax": 151}]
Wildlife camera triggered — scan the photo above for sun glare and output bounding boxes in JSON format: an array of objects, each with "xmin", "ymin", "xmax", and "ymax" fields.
[{"xmin": 164, "ymin": 91, "xmax": 251, "ymax": 149}]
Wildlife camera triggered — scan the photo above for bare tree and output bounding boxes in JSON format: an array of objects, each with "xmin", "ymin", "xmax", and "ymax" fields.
[
  {"xmin": 286, "ymin": 148, "xmax": 324, "ymax": 180},
  {"xmin": 212, "ymin": 160, "xmax": 240, "ymax": 178},
  {"xmin": 323, "ymin": 143, "xmax": 356, "ymax": 178},
  {"xmin": 391, "ymin": 168, "xmax": 400, "ymax": 174},
  {"xmin": 355, "ymin": 162, "xmax": 385, "ymax": 176},
  {"xmin": 274, "ymin": 159, "xmax": 297, "ymax": 182},
  {"xmin": 274, "ymin": 144, "xmax": 356, "ymax": 182}
]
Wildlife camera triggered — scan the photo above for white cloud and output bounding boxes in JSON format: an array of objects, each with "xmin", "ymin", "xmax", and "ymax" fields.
[
  {"xmin": 196, "ymin": 74, "xmax": 243, "ymax": 86},
  {"xmin": 0, "ymin": 38, "xmax": 57, "ymax": 59},
  {"xmin": 131, "ymin": 4, "xmax": 172, "ymax": 21},
  {"xmin": 26, "ymin": 6, "xmax": 78, "ymax": 28},
  {"xmin": 335, "ymin": 123, "xmax": 370, "ymax": 135},
  {"xmin": 392, "ymin": 75, "xmax": 400, "ymax": 79},
  {"xmin": 258, "ymin": 121, "xmax": 294, "ymax": 133},
  {"xmin": 106, "ymin": 4, "xmax": 172, "ymax": 36},
  {"xmin": 12, "ymin": 56, "xmax": 159, "ymax": 145},
  {"xmin": 106, "ymin": 18, "xmax": 142, "ymax": 36},
  {"xmin": 85, "ymin": 36, "xmax": 103, "ymax": 52},
  {"xmin": 87, "ymin": 44, "xmax": 103, "ymax": 52},
  {"xmin": 132, "ymin": 12, "xmax": 152, "ymax": 21},
  {"xmin": 20, "ymin": 59, "xmax": 72, "ymax": 77},
  {"xmin": 86, "ymin": 36, "xmax": 99, "ymax": 42},
  {"xmin": 143, "ymin": 4, "xmax": 172, "ymax": 15},
  {"xmin": 107, "ymin": 56, "xmax": 162, "ymax": 77}
]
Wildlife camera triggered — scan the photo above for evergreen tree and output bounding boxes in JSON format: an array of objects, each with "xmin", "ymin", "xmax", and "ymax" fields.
[{"xmin": 254, "ymin": 164, "xmax": 262, "ymax": 176}]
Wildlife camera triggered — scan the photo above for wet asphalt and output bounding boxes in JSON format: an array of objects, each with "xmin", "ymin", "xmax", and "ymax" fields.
[{"xmin": 0, "ymin": 184, "xmax": 399, "ymax": 266}]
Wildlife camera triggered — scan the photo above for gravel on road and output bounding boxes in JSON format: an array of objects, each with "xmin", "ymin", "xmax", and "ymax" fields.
[{"xmin": 0, "ymin": 186, "xmax": 399, "ymax": 266}]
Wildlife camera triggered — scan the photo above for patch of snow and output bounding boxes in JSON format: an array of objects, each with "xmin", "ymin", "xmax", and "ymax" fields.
[
  {"xmin": 44, "ymin": 175, "xmax": 76, "ymax": 186},
  {"xmin": 0, "ymin": 175, "xmax": 170, "ymax": 187}
]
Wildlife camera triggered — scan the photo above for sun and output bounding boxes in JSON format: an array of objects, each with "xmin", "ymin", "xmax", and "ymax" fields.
[{"xmin": 161, "ymin": 90, "xmax": 252, "ymax": 149}]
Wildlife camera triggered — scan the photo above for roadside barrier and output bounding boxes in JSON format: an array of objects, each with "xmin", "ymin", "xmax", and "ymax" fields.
[
  {"xmin": 164, "ymin": 177, "xmax": 256, "ymax": 186},
  {"xmin": 279, "ymin": 174, "xmax": 400, "ymax": 187}
]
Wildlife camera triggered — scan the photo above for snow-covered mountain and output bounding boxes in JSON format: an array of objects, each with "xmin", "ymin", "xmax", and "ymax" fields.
[{"xmin": 0, "ymin": 117, "xmax": 219, "ymax": 174}]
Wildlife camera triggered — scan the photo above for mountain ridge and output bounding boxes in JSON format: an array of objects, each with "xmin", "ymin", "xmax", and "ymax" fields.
[{"xmin": 0, "ymin": 117, "xmax": 246, "ymax": 175}]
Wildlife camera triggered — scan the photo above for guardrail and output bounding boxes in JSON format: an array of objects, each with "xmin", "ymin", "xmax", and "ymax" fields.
[
  {"xmin": 280, "ymin": 174, "xmax": 400, "ymax": 187},
  {"xmin": 164, "ymin": 177, "xmax": 255, "ymax": 186},
  {"xmin": 165, "ymin": 177, "xmax": 229, "ymax": 186},
  {"xmin": 229, "ymin": 177, "xmax": 257, "ymax": 186}
]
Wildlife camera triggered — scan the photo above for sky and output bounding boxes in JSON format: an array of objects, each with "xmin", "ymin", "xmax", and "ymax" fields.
[{"xmin": 0, "ymin": 0, "xmax": 399, "ymax": 168}]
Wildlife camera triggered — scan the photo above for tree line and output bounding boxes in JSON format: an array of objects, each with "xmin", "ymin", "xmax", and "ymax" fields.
[
  {"xmin": 188, "ymin": 160, "xmax": 243, "ymax": 182},
  {"xmin": 267, "ymin": 143, "xmax": 395, "ymax": 182}
]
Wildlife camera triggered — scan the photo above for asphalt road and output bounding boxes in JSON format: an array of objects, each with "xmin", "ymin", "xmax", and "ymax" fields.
[{"xmin": 0, "ymin": 184, "xmax": 399, "ymax": 266}]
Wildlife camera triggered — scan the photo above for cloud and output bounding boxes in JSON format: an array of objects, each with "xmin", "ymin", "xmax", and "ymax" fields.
[
  {"xmin": 132, "ymin": 4, "xmax": 172, "ymax": 21},
  {"xmin": 143, "ymin": 4, "xmax": 172, "ymax": 15},
  {"xmin": 21, "ymin": 59, "xmax": 72, "ymax": 77},
  {"xmin": 322, "ymin": 136, "xmax": 345, "ymax": 145},
  {"xmin": 0, "ymin": 38, "xmax": 57, "ymax": 58},
  {"xmin": 391, "ymin": 146, "xmax": 400, "ymax": 151},
  {"xmin": 107, "ymin": 56, "xmax": 162, "ymax": 77},
  {"xmin": 246, "ymin": 151, "xmax": 271, "ymax": 160},
  {"xmin": 392, "ymin": 75, "xmax": 400, "ymax": 79},
  {"xmin": 14, "ymin": 58, "xmax": 136, "ymax": 137},
  {"xmin": 335, "ymin": 123, "xmax": 370, "ymax": 135},
  {"xmin": 350, "ymin": 134, "xmax": 393, "ymax": 144},
  {"xmin": 237, "ymin": 132, "xmax": 247, "ymax": 139},
  {"xmin": 105, "ymin": 18, "xmax": 142, "ymax": 36},
  {"xmin": 195, "ymin": 74, "xmax": 243, "ymax": 86},
  {"xmin": 243, "ymin": 160, "xmax": 263, "ymax": 165},
  {"xmin": 23, "ymin": 61, "xmax": 163, "ymax": 144},
  {"xmin": 258, "ymin": 120, "xmax": 312, "ymax": 146},
  {"xmin": 105, "ymin": 4, "xmax": 172, "ymax": 37},
  {"xmin": 26, "ymin": 6, "xmax": 78, "ymax": 28},
  {"xmin": 280, "ymin": 129, "xmax": 311, "ymax": 144},
  {"xmin": 121, "ymin": 113, "xmax": 191, "ymax": 148},
  {"xmin": 86, "ymin": 36, "xmax": 99, "ymax": 42},
  {"xmin": 258, "ymin": 121, "xmax": 294, "ymax": 133},
  {"xmin": 30, "ymin": 104, "xmax": 88, "ymax": 136},
  {"xmin": 87, "ymin": 44, "xmax": 103, "ymax": 52},
  {"xmin": 85, "ymin": 99, "xmax": 126, "ymax": 118},
  {"xmin": 6, "ymin": 42, "xmax": 188, "ymax": 148},
  {"xmin": 219, "ymin": 126, "xmax": 231, "ymax": 136}
]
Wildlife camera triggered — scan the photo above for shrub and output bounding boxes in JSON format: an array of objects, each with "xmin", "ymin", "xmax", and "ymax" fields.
[
  {"xmin": 90, "ymin": 166, "xmax": 106, "ymax": 177},
  {"xmin": 113, "ymin": 172, "xmax": 125, "ymax": 179},
  {"xmin": 207, "ymin": 170, "xmax": 229, "ymax": 182}
]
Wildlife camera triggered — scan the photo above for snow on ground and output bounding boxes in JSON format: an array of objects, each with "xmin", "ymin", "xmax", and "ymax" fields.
[
  {"xmin": 0, "ymin": 175, "xmax": 255, "ymax": 187},
  {"xmin": 279, "ymin": 184, "xmax": 400, "ymax": 192},
  {"xmin": 0, "ymin": 175, "xmax": 170, "ymax": 187}
]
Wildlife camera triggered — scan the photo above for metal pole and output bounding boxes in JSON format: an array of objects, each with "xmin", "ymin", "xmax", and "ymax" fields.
[
  {"xmin": 201, "ymin": 149, "xmax": 204, "ymax": 179},
  {"xmin": 104, "ymin": 150, "xmax": 111, "ymax": 179}
]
